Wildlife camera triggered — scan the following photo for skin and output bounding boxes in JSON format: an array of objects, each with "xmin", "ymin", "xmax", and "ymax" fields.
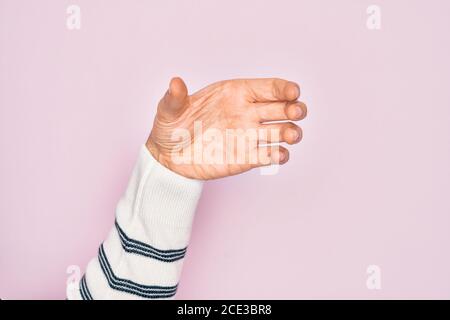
[{"xmin": 146, "ymin": 77, "xmax": 307, "ymax": 180}]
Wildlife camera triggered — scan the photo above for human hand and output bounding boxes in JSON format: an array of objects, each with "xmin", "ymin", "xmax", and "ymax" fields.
[{"xmin": 146, "ymin": 77, "xmax": 307, "ymax": 180}]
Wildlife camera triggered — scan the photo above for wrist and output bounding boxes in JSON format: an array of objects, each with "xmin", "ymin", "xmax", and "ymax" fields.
[
  {"xmin": 145, "ymin": 138, "xmax": 169, "ymax": 169},
  {"xmin": 145, "ymin": 137, "xmax": 192, "ymax": 179},
  {"xmin": 126, "ymin": 145, "xmax": 203, "ymax": 228}
]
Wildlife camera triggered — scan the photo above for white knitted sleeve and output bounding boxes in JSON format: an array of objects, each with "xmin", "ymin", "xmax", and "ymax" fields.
[{"xmin": 68, "ymin": 145, "xmax": 203, "ymax": 300}]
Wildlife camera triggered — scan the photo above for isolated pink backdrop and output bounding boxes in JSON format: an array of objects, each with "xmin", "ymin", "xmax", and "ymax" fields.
[{"xmin": 1, "ymin": 0, "xmax": 450, "ymax": 299}]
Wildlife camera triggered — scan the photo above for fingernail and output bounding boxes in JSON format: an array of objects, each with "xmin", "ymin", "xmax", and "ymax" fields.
[
  {"xmin": 291, "ymin": 129, "xmax": 299, "ymax": 142},
  {"xmin": 292, "ymin": 83, "xmax": 300, "ymax": 99},
  {"xmin": 294, "ymin": 106, "xmax": 303, "ymax": 119},
  {"xmin": 278, "ymin": 151, "xmax": 286, "ymax": 163}
]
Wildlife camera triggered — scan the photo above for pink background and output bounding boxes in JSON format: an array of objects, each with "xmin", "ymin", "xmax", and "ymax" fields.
[{"xmin": 1, "ymin": 0, "xmax": 450, "ymax": 299}]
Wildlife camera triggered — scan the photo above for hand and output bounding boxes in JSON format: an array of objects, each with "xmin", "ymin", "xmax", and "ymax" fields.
[{"xmin": 146, "ymin": 77, "xmax": 307, "ymax": 180}]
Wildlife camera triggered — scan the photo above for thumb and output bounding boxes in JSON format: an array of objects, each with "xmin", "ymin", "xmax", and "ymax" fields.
[{"xmin": 158, "ymin": 77, "xmax": 188, "ymax": 120}]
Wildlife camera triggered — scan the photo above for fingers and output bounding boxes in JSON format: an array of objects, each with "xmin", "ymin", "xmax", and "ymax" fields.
[
  {"xmin": 246, "ymin": 78, "xmax": 300, "ymax": 102},
  {"xmin": 252, "ymin": 145, "xmax": 290, "ymax": 168},
  {"xmin": 258, "ymin": 122, "xmax": 302, "ymax": 145},
  {"xmin": 158, "ymin": 77, "xmax": 189, "ymax": 120},
  {"xmin": 256, "ymin": 101, "xmax": 307, "ymax": 122}
]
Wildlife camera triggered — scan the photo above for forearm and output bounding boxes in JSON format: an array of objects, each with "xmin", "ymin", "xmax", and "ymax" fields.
[{"xmin": 69, "ymin": 145, "xmax": 203, "ymax": 300}]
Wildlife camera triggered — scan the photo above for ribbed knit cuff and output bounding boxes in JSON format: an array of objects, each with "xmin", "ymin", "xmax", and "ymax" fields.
[
  {"xmin": 116, "ymin": 145, "xmax": 203, "ymax": 232},
  {"xmin": 138, "ymin": 145, "xmax": 204, "ymax": 228}
]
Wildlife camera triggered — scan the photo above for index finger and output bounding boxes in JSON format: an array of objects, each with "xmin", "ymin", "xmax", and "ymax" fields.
[{"xmin": 245, "ymin": 78, "xmax": 300, "ymax": 102}]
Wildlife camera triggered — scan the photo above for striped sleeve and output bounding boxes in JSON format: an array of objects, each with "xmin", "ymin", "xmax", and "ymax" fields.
[{"xmin": 68, "ymin": 145, "xmax": 203, "ymax": 300}]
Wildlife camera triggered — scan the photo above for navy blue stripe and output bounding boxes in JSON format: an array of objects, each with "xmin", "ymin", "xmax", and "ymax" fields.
[
  {"xmin": 115, "ymin": 220, "xmax": 186, "ymax": 254},
  {"xmin": 80, "ymin": 275, "xmax": 93, "ymax": 300},
  {"xmin": 99, "ymin": 244, "xmax": 177, "ymax": 291},
  {"xmin": 83, "ymin": 276, "xmax": 93, "ymax": 300},
  {"xmin": 98, "ymin": 244, "xmax": 177, "ymax": 299},
  {"xmin": 118, "ymin": 244, "xmax": 185, "ymax": 262},
  {"xmin": 79, "ymin": 283, "xmax": 87, "ymax": 300},
  {"xmin": 115, "ymin": 220, "xmax": 186, "ymax": 262},
  {"xmin": 79, "ymin": 276, "xmax": 87, "ymax": 300},
  {"xmin": 117, "ymin": 231, "xmax": 186, "ymax": 262}
]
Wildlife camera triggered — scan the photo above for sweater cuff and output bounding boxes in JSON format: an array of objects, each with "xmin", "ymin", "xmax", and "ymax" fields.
[
  {"xmin": 140, "ymin": 145, "xmax": 203, "ymax": 228},
  {"xmin": 116, "ymin": 145, "xmax": 203, "ymax": 230}
]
